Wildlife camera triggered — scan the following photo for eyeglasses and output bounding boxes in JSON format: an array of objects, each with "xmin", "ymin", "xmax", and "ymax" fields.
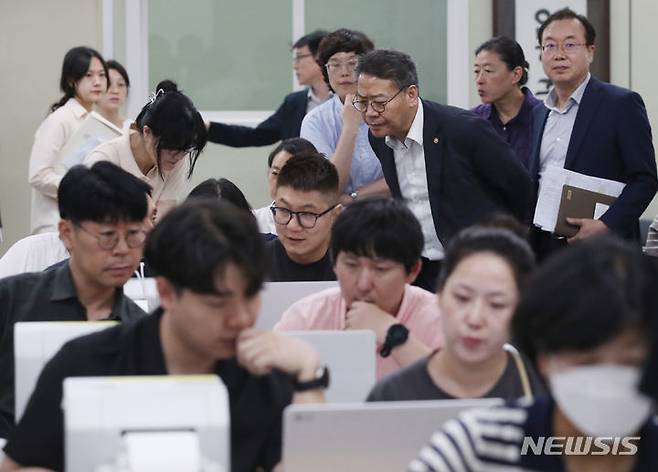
[
  {"xmin": 294, "ymin": 53, "xmax": 314, "ymax": 63},
  {"xmin": 352, "ymin": 87, "xmax": 406, "ymax": 114},
  {"xmin": 75, "ymin": 223, "xmax": 147, "ymax": 250},
  {"xmin": 541, "ymin": 41, "xmax": 588, "ymax": 55},
  {"xmin": 270, "ymin": 204, "xmax": 337, "ymax": 229},
  {"xmin": 325, "ymin": 59, "xmax": 359, "ymax": 74}
]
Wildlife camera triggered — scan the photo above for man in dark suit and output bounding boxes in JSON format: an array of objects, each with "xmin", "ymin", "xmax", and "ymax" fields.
[
  {"xmin": 354, "ymin": 49, "xmax": 532, "ymax": 291},
  {"xmin": 206, "ymin": 30, "xmax": 331, "ymax": 147},
  {"xmin": 529, "ymin": 8, "xmax": 657, "ymax": 259}
]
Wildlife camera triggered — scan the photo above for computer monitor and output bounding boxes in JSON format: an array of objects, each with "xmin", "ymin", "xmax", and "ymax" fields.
[
  {"xmin": 255, "ymin": 281, "xmax": 338, "ymax": 330},
  {"xmin": 122, "ymin": 280, "xmax": 339, "ymax": 329},
  {"xmin": 285, "ymin": 330, "xmax": 376, "ymax": 402},
  {"xmin": 283, "ymin": 398, "xmax": 503, "ymax": 472},
  {"xmin": 14, "ymin": 321, "xmax": 118, "ymax": 420},
  {"xmin": 64, "ymin": 375, "xmax": 230, "ymax": 472},
  {"xmin": 123, "ymin": 277, "xmax": 158, "ymax": 312}
]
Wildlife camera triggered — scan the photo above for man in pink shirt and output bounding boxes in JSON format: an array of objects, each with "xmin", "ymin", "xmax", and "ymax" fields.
[{"xmin": 275, "ymin": 198, "xmax": 442, "ymax": 379}]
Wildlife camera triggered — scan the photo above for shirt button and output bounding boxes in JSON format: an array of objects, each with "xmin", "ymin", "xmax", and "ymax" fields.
[{"xmin": 556, "ymin": 138, "xmax": 561, "ymax": 142}]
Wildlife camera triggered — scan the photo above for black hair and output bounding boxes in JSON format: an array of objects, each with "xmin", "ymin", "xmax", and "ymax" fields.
[
  {"xmin": 58, "ymin": 162, "xmax": 150, "ymax": 224},
  {"xmin": 51, "ymin": 46, "xmax": 108, "ymax": 113},
  {"xmin": 475, "ymin": 36, "xmax": 529, "ymax": 86},
  {"xmin": 267, "ymin": 137, "xmax": 317, "ymax": 168},
  {"xmin": 356, "ymin": 49, "xmax": 419, "ymax": 89},
  {"xmin": 187, "ymin": 178, "xmax": 252, "ymax": 212},
  {"xmin": 134, "ymin": 79, "xmax": 207, "ymax": 179},
  {"xmin": 330, "ymin": 198, "xmax": 423, "ymax": 273},
  {"xmin": 106, "ymin": 59, "xmax": 130, "ymax": 88},
  {"xmin": 144, "ymin": 199, "xmax": 266, "ymax": 297},
  {"xmin": 292, "ymin": 30, "xmax": 328, "ymax": 57},
  {"xmin": 317, "ymin": 29, "xmax": 375, "ymax": 91},
  {"xmin": 537, "ymin": 8, "xmax": 596, "ymax": 46},
  {"xmin": 437, "ymin": 225, "xmax": 535, "ymax": 291},
  {"xmin": 275, "ymin": 153, "xmax": 339, "ymax": 200},
  {"xmin": 513, "ymin": 236, "xmax": 657, "ymax": 366}
]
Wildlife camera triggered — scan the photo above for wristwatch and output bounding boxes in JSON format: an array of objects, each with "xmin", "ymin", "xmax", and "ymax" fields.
[
  {"xmin": 294, "ymin": 365, "xmax": 330, "ymax": 392},
  {"xmin": 380, "ymin": 324, "xmax": 409, "ymax": 358}
]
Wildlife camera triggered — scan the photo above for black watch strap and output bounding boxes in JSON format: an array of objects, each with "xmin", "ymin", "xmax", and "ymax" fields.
[
  {"xmin": 380, "ymin": 323, "xmax": 409, "ymax": 358},
  {"xmin": 293, "ymin": 365, "xmax": 330, "ymax": 392}
]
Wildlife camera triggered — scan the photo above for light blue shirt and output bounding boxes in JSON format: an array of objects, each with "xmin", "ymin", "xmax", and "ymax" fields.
[
  {"xmin": 539, "ymin": 73, "xmax": 591, "ymax": 173},
  {"xmin": 300, "ymin": 95, "xmax": 384, "ymax": 194}
]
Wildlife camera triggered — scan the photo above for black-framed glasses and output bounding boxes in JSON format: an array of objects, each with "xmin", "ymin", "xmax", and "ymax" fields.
[
  {"xmin": 74, "ymin": 223, "xmax": 147, "ymax": 250},
  {"xmin": 352, "ymin": 87, "xmax": 405, "ymax": 114},
  {"xmin": 270, "ymin": 204, "xmax": 337, "ymax": 229}
]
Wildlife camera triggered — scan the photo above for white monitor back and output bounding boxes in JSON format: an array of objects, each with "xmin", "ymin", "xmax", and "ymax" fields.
[
  {"xmin": 64, "ymin": 375, "xmax": 230, "ymax": 472},
  {"xmin": 285, "ymin": 330, "xmax": 375, "ymax": 403},
  {"xmin": 255, "ymin": 281, "xmax": 338, "ymax": 330},
  {"xmin": 14, "ymin": 321, "xmax": 117, "ymax": 420},
  {"xmin": 122, "ymin": 280, "xmax": 339, "ymax": 329},
  {"xmin": 123, "ymin": 277, "xmax": 158, "ymax": 312},
  {"xmin": 283, "ymin": 398, "xmax": 503, "ymax": 472}
]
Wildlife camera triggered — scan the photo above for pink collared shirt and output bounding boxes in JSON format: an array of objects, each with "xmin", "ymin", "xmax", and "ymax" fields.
[{"xmin": 274, "ymin": 285, "xmax": 443, "ymax": 379}]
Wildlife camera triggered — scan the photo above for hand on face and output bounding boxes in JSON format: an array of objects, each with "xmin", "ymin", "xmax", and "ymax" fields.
[
  {"xmin": 342, "ymin": 93, "xmax": 363, "ymax": 133},
  {"xmin": 345, "ymin": 300, "xmax": 396, "ymax": 344},
  {"xmin": 236, "ymin": 329, "xmax": 320, "ymax": 380},
  {"xmin": 566, "ymin": 218, "xmax": 608, "ymax": 243}
]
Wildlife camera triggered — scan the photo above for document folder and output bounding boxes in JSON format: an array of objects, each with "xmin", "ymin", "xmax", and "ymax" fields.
[{"xmin": 554, "ymin": 185, "xmax": 616, "ymax": 238}]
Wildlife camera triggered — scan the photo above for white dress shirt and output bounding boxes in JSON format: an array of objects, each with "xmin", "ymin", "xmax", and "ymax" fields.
[
  {"xmin": 29, "ymin": 99, "xmax": 89, "ymax": 234},
  {"xmin": 385, "ymin": 102, "xmax": 444, "ymax": 260},
  {"xmin": 0, "ymin": 232, "xmax": 68, "ymax": 279},
  {"xmin": 539, "ymin": 73, "xmax": 591, "ymax": 173}
]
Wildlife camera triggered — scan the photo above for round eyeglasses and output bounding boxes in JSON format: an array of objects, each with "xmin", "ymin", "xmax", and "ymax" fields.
[
  {"xmin": 352, "ymin": 87, "xmax": 405, "ymax": 114},
  {"xmin": 75, "ymin": 223, "xmax": 146, "ymax": 250}
]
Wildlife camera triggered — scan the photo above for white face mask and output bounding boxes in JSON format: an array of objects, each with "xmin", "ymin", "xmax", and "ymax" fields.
[{"xmin": 550, "ymin": 364, "xmax": 654, "ymax": 438}]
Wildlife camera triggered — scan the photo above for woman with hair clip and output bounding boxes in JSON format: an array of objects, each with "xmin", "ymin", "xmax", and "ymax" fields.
[
  {"xmin": 472, "ymin": 36, "xmax": 541, "ymax": 169},
  {"xmin": 84, "ymin": 80, "xmax": 207, "ymax": 220},
  {"xmin": 29, "ymin": 46, "xmax": 108, "ymax": 234},
  {"xmin": 368, "ymin": 225, "xmax": 545, "ymax": 402},
  {"xmin": 96, "ymin": 59, "xmax": 130, "ymax": 131}
]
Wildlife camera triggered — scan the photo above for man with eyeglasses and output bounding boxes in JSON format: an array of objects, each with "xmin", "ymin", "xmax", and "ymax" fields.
[
  {"xmin": 529, "ymin": 8, "xmax": 657, "ymax": 260},
  {"xmin": 300, "ymin": 28, "xmax": 389, "ymax": 205},
  {"xmin": 0, "ymin": 162, "xmax": 148, "ymax": 438},
  {"xmin": 206, "ymin": 30, "xmax": 331, "ymax": 147},
  {"xmin": 355, "ymin": 49, "xmax": 531, "ymax": 291},
  {"xmin": 266, "ymin": 153, "xmax": 341, "ymax": 281}
]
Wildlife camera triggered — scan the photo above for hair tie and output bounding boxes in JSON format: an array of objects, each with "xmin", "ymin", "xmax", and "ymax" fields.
[{"xmin": 147, "ymin": 88, "xmax": 165, "ymax": 105}]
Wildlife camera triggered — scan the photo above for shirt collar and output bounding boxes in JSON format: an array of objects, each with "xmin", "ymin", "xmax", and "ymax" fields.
[
  {"xmin": 50, "ymin": 259, "xmax": 130, "ymax": 321},
  {"xmin": 50, "ymin": 261, "xmax": 79, "ymax": 302},
  {"xmin": 385, "ymin": 101, "xmax": 424, "ymax": 151},
  {"xmin": 544, "ymin": 73, "xmax": 591, "ymax": 111},
  {"xmin": 307, "ymin": 88, "xmax": 331, "ymax": 105},
  {"xmin": 66, "ymin": 98, "xmax": 91, "ymax": 119}
]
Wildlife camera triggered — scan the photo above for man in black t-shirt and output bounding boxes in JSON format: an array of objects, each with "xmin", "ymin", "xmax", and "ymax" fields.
[
  {"xmin": 1, "ymin": 200, "xmax": 327, "ymax": 472},
  {"xmin": 266, "ymin": 153, "xmax": 342, "ymax": 281}
]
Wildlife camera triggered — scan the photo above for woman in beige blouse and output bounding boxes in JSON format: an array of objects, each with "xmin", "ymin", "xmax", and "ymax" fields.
[
  {"xmin": 28, "ymin": 46, "xmax": 108, "ymax": 234},
  {"xmin": 85, "ymin": 80, "xmax": 207, "ymax": 220}
]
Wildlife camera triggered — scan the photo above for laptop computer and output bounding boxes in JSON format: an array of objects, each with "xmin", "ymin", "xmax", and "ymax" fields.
[{"xmin": 283, "ymin": 398, "xmax": 502, "ymax": 472}]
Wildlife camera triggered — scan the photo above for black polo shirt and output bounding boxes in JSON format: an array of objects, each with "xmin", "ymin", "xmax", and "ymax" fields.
[
  {"xmin": 0, "ymin": 261, "xmax": 146, "ymax": 438},
  {"xmin": 265, "ymin": 238, "xmax": 336, "ymax": 282},
  {"xmin": 3, "ymin": 309, "xmax": 295, "ymax": 472}
]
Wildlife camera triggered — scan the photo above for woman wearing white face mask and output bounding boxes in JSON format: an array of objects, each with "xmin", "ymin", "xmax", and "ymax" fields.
[{"xmin": 409, "ymin": 236, "xmax": 658, "ymax": 472}]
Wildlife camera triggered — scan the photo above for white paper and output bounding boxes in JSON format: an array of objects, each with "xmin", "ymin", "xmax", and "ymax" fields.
[
  {"xmin": 59, "ymin": 111, "xmax": 122, "ymax": 169},
  {"xmin": 533, "ymin": 166, "xmax": 626, "ymax": 232},
  {"xmin": 593, "ymin": 203, "xmax": 610, "ymax": 220},
  {"xmin": 123, "ymin": 431, "xmax": 201, "ymax": 472}
]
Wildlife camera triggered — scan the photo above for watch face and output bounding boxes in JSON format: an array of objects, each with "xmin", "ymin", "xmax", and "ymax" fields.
[{"xmin": 388, "ymin": 324, "xmax": 409, "ymax": 345}]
